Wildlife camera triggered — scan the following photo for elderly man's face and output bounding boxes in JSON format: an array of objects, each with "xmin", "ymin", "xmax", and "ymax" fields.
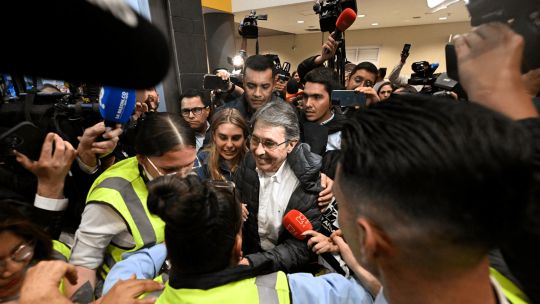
[{"xmin": 250, "ymin": 122, "xmax": 296, "ymax": 173}]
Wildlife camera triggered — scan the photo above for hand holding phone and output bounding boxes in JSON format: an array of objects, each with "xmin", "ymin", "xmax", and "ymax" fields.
[
  {"xmin": 15, "ymin": 132, "xmax": 77, "ymax": 198},
  {"xmin": 401, "ymin": 44, "xmax": 411, "ymax": 63}
]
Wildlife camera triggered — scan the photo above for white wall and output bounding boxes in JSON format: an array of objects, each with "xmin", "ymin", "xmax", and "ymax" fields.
[{"xmin": 236, "ymin": 21, "xmax": 471, "ymax": 75}]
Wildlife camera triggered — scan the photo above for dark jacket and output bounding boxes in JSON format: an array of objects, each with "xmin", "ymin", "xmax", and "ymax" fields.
[
  {"xmin": 195, "ymin": 150, "xmax": 234, "ymax": 182},
  {"xmin": 221, "ymin": 94, "xmax": 284, "ymax": 122},
  {"xmin": 234, "ymin": 143, "xmax": 322, "ymax": 273},
  {"xmin": 297, "ymin": 55, "xmax": 324, "ymax": 83}
]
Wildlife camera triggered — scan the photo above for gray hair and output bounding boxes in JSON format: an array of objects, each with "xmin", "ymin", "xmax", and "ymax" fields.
[{"xmin": 250, "ymin": 101, "xmax": 300, "ymax": 141}]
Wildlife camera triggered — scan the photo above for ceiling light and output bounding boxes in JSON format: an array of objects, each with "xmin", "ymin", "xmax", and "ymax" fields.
[
  {"xmin": 297, "ymin": 20, "xmax": 304, "ymax": 24},
  {"xmin": 427, "ymin": 0, "xmax": 460, "ymax": 13},
  {"xmin": 371, "ymin": 22, "xmax": 379, "ymax": 26},
  {"xmin": 357, "ymin": 14, "xmax": 366, "ymax": 18},
  {"xmin": 439, "ymin": 16, "xmax": 448, "ymax": 20}
]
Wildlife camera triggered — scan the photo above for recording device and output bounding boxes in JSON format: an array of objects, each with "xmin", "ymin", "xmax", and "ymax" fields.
[
  {"xmin": 203, "ymin": 74, "xmax": 230, "ymax": 91},
  {"xmin": 0, "ymin": 122, "xmax": 45, "ymax": 161},
  {"xmin": 323, "ymin": 8, "xmax": 357, "ymax": 56},
  {"xmin": 1, "ymin": 0, "xmax": 169, "ymax": 89},
  {"xmin": 408, "ymin": 61, "xmax": 439, "ymax": 86},
  {"xmin": 98, "ymin": 87, "xmax": 137, "ymax": 127},
  {"xmin": 378, "ymin": 68, "xmax": 387, "ymax": 80},
  {"xmin": 402, "ymin": 44, "xmax": 411, "ymax": 57},
  {"xmin": 331, "ymin": 90, "xmax": 367, "ymax": 107},
  {"xmin": 313, "ymin": 0, "xmax": 358, "ymax": 33},
  {"xmin": 238, "ymin": 10, "xmax": 268, "ymax": 39},
  {"xmin": 277, "ymin": 62, "xmax": 292, "ymax": 82},
  {"xmin": 445, "ymin": 0, "xmax": 539, "ymax": 81},
  {"xmin": 283, "ymin": 210, "xmax": 346, "ymax": 275}
]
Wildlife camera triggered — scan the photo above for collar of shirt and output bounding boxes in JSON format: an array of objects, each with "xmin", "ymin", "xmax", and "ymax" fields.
[
  {"xmin": 320, "ymin": 111, "xmax": 335, "ymax": 126},
  {"xmin": 373, "ymin": 275, "xmax": 510, "ymax": 304},
  {"xmin": 196, "ymin": 121, "xmax": 210, "ymax": 137},
  {"xmin": 255, "ymin": 159, "xmax": 289, "ymax": 184}
]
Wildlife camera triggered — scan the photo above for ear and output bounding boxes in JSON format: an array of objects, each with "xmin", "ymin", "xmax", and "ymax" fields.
[
  {"xmin": 357, "ymin": 217, "xmax": 393, "ymax": 261},
  {"xmin": 286, "ymin": 140, "xmax": 298, "ymax": 153}
]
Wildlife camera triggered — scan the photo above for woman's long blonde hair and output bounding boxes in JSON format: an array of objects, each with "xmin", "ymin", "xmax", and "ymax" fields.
[{"xmin": 206, "ymin": 108, "xmax": 249, "ymax": 180}]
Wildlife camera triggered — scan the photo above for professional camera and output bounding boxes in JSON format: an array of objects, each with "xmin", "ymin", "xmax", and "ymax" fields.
[
  {"xmin": 313, "ymin": 0, "xmax": 357, "ymax": 32},
  {"xmin": 408, "ymin": 61, "xmax": 439, "ymax": 86},
  {"xmin": 238, "ymin": 10, "xmax": 268, "ymax": 39},
  {"xmin": 408, "ymin": 61, "xmax": 459, "ymax": 96},
  {"xmin": 466, "ymin": 0, "xmax": 539, "ymax": 72}
]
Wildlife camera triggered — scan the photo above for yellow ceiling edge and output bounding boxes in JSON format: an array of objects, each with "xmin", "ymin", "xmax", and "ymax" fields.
[{"xmin": 202, "ymin": 0, "xmax": 232, "ymax": 13}]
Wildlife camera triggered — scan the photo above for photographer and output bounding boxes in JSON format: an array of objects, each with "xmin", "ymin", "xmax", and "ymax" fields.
[{"xmin": 454, "ymin": 22, "xmax": 539, "ymax": 301}]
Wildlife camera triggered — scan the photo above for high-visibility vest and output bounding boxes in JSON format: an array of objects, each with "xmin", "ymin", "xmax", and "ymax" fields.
[
  {"xmin": 86, "ymin": 157, "xmax": 165, "ymax": 279},
  {"xmin": 154, "ymin": 271, "xmax": 290, "ymax": 304},
  {"xmin": 51, "ymin": 240, "xmax": 71, "ymax": 294},
  {"xmin": 490, "ymin": 268, "xmax": 530, "ymax": 304}
]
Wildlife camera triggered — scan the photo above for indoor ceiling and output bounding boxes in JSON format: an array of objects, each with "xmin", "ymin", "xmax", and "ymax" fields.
[{"xmin": 233, "ymin": 0, "xmax": 470, "ymax": 36}]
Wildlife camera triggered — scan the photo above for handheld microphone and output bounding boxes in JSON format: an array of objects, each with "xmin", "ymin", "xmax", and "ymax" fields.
[
  {"xmin": 324, "ymin": 8, "xmax": 357, "ymax": 55},
  {"xmin": 283, "ymin": 210, "xmax": 346, "ymax": 275},
  {"xmin": 98, "ymin": 87, "xmax": 137, "ymax": 128},
  {"xmin": 1, "ymin": 0, "xmax": 170, "ymax": 89}
]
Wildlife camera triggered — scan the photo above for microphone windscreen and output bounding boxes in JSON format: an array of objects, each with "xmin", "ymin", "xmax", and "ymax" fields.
[
  {"xmin": 283, "ymin": 209, "xmax": 313, "ymax": 240},
  {"xmin": 286, "ymin": 78, "xmax": 299, "ymax": 95},
  {"xmin": 99, "ymin": 87, "xmax": 137, "ymax": 124},
  {"xmin": 0, "ymin": 0, "xmax": 170, "ymax": 89},
  {"xmin": 336, "ymin": 8, "xmax": 357, "ymax": 32}
]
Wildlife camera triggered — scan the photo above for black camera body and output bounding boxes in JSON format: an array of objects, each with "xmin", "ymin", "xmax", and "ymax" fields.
[
  {"xmin": 408, "ymin": 61, "xmax": 438, "ymax": 86},
  {"xmin": 313, "ymin": 0, "xmax": 357, "ymax": 33},
  {"xmin": 466, "ymin": 0, "xmax": 540, "ymax": 72},
  {"xmin": 238, "ymin": 10, "xmax": 268, "ymax": 39}
]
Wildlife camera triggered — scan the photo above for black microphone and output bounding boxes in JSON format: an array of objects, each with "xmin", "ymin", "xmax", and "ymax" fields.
[
  {"xmin": 1, "ymin": 0, "xmax": 170, "ymax": 89},
  {"xmin": 287, "ymin": 78, "xmax": 300, "ymax": 95}
]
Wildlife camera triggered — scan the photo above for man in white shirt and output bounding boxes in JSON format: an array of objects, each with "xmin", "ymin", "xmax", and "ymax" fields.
[{"xmin": 235, "ymin": 101, "xmax": 323, "ymax": 272}]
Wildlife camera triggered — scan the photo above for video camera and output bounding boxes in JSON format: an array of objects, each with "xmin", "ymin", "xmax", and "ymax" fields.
[
  {"xmin": 238, "ymin": 10, "xmax": 268, "ymax": 39},
  {"xmin": 466, "ymin": 0, "xmax": 539, "ymax": 72},
  {"xmin": 313, "ymin": 0, "xmax": 357, "ymax": 32},
  {"xmin": 408, "ymin": 61, "xmax": 459, "ymax": 96}
]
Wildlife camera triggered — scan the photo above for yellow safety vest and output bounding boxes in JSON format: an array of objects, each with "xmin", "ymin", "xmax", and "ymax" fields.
[
  {"xmin": 51, "ymin": 240, "xmax": 71, "ymax": 294},
  {"xmin": 86, "ymin": 157, "xmax": 165, "ymax": 279},
  {"xmin": 490, "ymin": 268, "xmax": 530, "ymax": 304},
  {"xmin": 155, "ymin": 271, "xmax": 290, "ymax": 304}
]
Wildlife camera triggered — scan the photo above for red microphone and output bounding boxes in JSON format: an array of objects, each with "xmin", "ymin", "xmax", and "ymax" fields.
[
  {"xmin": 283, "ymin": 209, "xmax": 346, "ymax": 275},
  {"xmin": 324, "ymin": 8, "xmax": 357, "ymax": 55},
  {"xmin": 335, "ymin": 8, "xmax": 357, "ymax": 33},
  {"xmin": 283, "ymin": 210, "xmax": 312, "ymax": 240}
]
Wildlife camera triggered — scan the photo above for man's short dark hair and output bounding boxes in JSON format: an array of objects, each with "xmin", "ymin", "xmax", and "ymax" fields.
[
  {"xmin": 350, "ymin": 61, "xmax": 378, "ymax": 78},
  {"xmin": 339, "ymin": 94, "xmax": 532, "ymax": 260},
  {"xmin": 304, "ymin": 67, "xmax": 342, "ymax": 96},
  {"xmin": 179, "ymin": 88, "xmax": 209, "ymax": 107},
  {"xmin": 244, "ymin": 55, "xmax": 276, "ymax": 77}
]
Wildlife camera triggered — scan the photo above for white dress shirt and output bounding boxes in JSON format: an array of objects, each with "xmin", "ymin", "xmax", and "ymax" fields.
[{"xmin": 257, "ymin": 160, "xmax": 300, "ymax": 251}]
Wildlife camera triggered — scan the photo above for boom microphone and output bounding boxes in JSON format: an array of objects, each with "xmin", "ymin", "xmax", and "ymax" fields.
[
  {"xmin": 1, "ymin": 0, "xmax": 170, "ymax": 89},
  {"xmin": 99, "ymin": 87, "xmax": 137, "ymax": 127},
  {"xmin": 283, "ymin": 210, "xmax": 346, "ymax": 275}
]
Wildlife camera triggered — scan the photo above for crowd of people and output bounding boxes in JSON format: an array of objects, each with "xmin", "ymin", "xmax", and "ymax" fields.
[{"xmin": 1, "ymin": 21, "xmax": 540, "ymax": 304}]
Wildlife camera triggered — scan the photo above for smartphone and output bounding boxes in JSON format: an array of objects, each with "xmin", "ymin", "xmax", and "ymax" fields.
[
  {"xmin": 0, "ymin": 122, "xmax": 45, "ymax": 161},
  {"xmin": 378, "ymin": 67, "xmax": 387, "ymax": 79},
  {"xmin": 445, "ymin": 43, "xmax": 459, "ymax": 81},
  {"xmin": 203, "ymin": 74, "xmax": 229, "ymax": 91},
  {"xmin": 331, "ymin": 90, "xmax": 367, "ymax": 107},
  {"xmin": 402, "ymin": 43, "xmax": 411, "ymax": 56}
]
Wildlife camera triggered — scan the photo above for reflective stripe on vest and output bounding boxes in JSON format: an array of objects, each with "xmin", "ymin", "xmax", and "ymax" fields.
[
  {"xmin": 51, "ymin": 240, "xmax": 71, "ymax": 262},
  {"xmin": 490, "ymin": 268, "xmax": 530, "ymax": 304},
  {"xmin": 86, "ymin": 157, "xmax": 165, "ymax": 278},
  {"xmin": 155, "ymin": 271, "xmax": 290, "ymax": 304}
]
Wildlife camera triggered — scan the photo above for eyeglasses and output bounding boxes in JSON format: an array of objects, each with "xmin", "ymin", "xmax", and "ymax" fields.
[
  {"xmin": 249, "ymin": 135, "xmax": 289, "ymax": 151},
  {"xmin": 181, "ymin": 107, "xmax": 208, "ymax": 117},
  {"xmin": 0, "ymin": 243, "xmax": 34, "ymax": 273},
  {"xmin": 146, "ymin": 156, "xmax": 201, "ymax": 178}
]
